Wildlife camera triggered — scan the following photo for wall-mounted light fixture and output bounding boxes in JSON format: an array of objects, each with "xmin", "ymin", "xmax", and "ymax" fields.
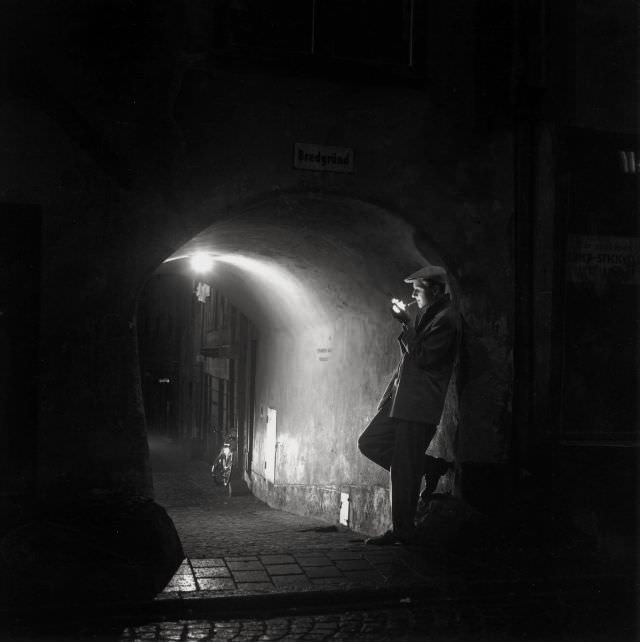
[{"xmin": 190, "ymin": 252, "xmax": 215, "ymax": 273}]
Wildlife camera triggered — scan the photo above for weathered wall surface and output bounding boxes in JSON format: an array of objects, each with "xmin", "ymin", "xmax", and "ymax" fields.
[
  {"xmin": 1, "ymin": 1, "xmax": 515, "ymax": 538},
  {"xmin": 0, "ymin": 71, "xmax": 514, "ymax": 531},
  {"xmin": 158, "ymin": 68, "xmax": 514, "ymax": 528},
  {"xmin": 2, "ymin": 0, "xmax": 637, "ymax": 597},
  {"xmin": 0, "ymin": 98, "xmax": 156, "ymax": 498}
]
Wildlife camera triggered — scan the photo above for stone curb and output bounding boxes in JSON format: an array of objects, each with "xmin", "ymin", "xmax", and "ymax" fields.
[
  {"xmin": 1, "ymin": 569, "xmax": 633, "ymax": 628},
  {"xmin": 0, "ymin": 584, "xmax": 419, "ymax": 628}
]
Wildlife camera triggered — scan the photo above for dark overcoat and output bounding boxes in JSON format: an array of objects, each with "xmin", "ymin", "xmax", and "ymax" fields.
[{"xmin": 379, "ymin": 295, "xmax": 460, "ymax": 425}]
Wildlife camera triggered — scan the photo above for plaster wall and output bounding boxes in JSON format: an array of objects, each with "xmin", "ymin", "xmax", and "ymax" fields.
[
  {"xmin": 0, "ymin": 64, "xmax": 514, "ymax": 529},
  {"xmin": 2, "ymin": 0, "xmax": 637, "ymax": 594},
  {"xmin": 248, "ymin": 319, "xmax": 396, "ymax": 534}
]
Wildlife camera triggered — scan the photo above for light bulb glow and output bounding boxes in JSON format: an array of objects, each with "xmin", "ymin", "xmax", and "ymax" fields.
[{"xmin": 190, "ymin": 253, "xmax": 215, "ymax": 273}]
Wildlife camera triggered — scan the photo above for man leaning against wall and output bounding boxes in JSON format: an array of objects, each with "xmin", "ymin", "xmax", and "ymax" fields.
[{"xmin": 358, "ymin": 265, "xmax": 461, "ymax": 545}]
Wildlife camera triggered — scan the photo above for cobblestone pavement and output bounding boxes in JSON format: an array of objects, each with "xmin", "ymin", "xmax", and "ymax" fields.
[
  {"xmin": 151, "ymin": 434, "xmax": 368, "ymax": 557},
  {"xmin": 150, "ymin": 440, "xmax": 465, "ymax": 601},
  {"xmin": 148, "ymin": 436, "xmax": 637, "ymax": 637},
  {"xmin": 108, "ymin": 602, "xmax": 617, "ymax": 641},
  {"xmin": 113, "ymin": 601, "xmax": 636, "ymax": 642},
  {"xmin": 114, "ymin": 609, "xmax": 431, "ymax": 642},
  {"xmin": 154, "ymin": 472, "xmax": 366, "ymax": 557},
  {"xmin": 1, "ymin": 439, "xmax": 634, "ymax": 641},
  {"xmin": 6, "ymin": 594, "xmax": 636, "ymax": 641}
]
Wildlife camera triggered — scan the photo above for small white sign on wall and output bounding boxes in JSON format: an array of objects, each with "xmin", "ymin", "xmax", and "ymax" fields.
[
  {"xmin": 264, "ymin": 407, "xmax": 277, "ymax": 484},
  {"xmin": 294, "ymin": 143, "xmax": 354, "ymax": 173},
  {"xmin": 339, "ymin": 492, "xmax": 350, "ymax": 527}
]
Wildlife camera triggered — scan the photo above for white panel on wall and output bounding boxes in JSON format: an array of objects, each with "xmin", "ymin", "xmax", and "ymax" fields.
[
  {"xmin": 339, "ymin": 492, "xmax": 350, "ymax": 527},
  {"xmin": 265, "ymin": 407, "xmax": 277, "ymax": 483}
]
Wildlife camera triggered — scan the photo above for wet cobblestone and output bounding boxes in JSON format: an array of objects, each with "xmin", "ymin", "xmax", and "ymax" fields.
[
  {"xmin": 152, "ymin": 447, "xmax": 369, "ymax": 559},
  {"xmin": 151, "ymin": 455, "xmax": 453, "ymax": 601},
  {"xmin": 7, "ymin": 596, "xmax": 633, "ymax": 642},
  {"xmin": 6, "ymin": 439, "xmax": 624, "ymax": 641}
]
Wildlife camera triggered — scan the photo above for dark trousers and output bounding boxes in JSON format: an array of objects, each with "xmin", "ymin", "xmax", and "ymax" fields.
[{"xmin": 358, "ymin": 399, "xmax": 437, "ymax": 538}]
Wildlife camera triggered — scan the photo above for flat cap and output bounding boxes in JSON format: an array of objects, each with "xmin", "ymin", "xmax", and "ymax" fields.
[{"xmin": 403, "ymin": 265, "xmax": 448, "ymax": 284}]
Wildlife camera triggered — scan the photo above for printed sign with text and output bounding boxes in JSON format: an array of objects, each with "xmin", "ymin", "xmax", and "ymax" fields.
[
  {"xmin": 567, "ymin": 234, "xmax": 640, "ymax": 284},
  {"xmin": 294, "ymin": 143, "xmax": 354, "ymax": 173}
]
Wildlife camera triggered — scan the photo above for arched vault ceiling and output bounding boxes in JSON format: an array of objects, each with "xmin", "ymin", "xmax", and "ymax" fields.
[{"xmin": 157, "ymin": 194, "xmax": 440, "ymax": 331}]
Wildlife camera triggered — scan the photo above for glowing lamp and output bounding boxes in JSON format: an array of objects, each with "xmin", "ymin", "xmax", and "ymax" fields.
[{"xmin": 190, "ymin": 252, "xmax": 214, "ymax": 273}]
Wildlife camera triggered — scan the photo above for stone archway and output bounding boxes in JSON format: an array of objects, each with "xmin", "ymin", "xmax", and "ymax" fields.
[{"xmin": 147, "ymin": 190, "xmax": 455, "ymax": 534}]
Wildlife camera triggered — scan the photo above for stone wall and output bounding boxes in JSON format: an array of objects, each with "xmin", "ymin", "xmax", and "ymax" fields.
[{"xmin": 0, "ymin": 66, "xmax": 515, "ymax": 533}]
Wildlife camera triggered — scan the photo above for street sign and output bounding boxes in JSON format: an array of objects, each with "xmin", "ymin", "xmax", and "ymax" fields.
[{"xmin": 293, "ymin": 143, "xmax": 354, "ymax": 173}]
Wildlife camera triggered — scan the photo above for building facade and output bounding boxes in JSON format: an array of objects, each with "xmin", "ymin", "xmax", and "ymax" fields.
[
  {"xmin": 138, "ymin": 274, "xmax": 257, "ymax": 473},
  {"xmin": 1, "ymin": 0, "xmax": 637, "ymax": 588}
]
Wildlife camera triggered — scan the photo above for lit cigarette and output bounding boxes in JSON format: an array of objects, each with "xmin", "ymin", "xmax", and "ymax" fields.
[{"xmin": 391, "ymin": 299, "xmax": 416, "ymax": 311}]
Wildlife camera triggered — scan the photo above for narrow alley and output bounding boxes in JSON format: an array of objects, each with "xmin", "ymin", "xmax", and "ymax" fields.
[
  {"xmin": 150, "ymin": 432, "xmax": 371, "ymax": 558},
  {"xmin": 2, "ymin": 1, "xmax": 638, "ymax": 640},
  {"xmin": 5, "ymin": 435, "xmax": 635, "ymax": 641},
  {"xmin": 148, "ymin": 433, "xmax": 451, "ymax": 594},
  {"xmin": 100, "ymin": 435, "xmax": 631, "ymax": 641}
]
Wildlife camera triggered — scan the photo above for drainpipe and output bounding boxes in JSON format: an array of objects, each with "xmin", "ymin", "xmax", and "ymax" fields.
[
  {"xmin": 408, "ymin": 0, "xmax": 415, "ymax": 68},
  {"xmin": 512, "ymin": 0, "xmax": 551, "ymax": 491},
  {"xmin": 512, "ymin": 0, "xmax": 534, "ymax": 493},
  {"xmin": 311, "ymin": 0, "xmax": 317, "ymax": 55}
]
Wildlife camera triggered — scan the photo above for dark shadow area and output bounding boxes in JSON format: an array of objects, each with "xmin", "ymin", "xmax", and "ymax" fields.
[
  {"xmin": 0, "ymin": 1, "xmax": 637, "ymax": 639},
  {"xmin": 1, "ymin": 493, "xmax": 183, "ymax": 611},
  {"xmin": 0, "ymin": 205, "xmax": 41, "ymax": 525}
]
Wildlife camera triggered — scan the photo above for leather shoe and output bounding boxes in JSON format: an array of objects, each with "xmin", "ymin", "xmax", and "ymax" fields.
[{"xmin": 364, "ymin": 530, "xmax": 401, "ymax": 546}]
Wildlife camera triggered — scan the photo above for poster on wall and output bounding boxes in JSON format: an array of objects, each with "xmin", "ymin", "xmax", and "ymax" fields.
[
  {"xmin": 559, "ymin": 129, "xmax": 639, "ymax": 441},
  {"xmin": 566, "ymin": 234, "xmax": 640, "ymax": 284}
]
